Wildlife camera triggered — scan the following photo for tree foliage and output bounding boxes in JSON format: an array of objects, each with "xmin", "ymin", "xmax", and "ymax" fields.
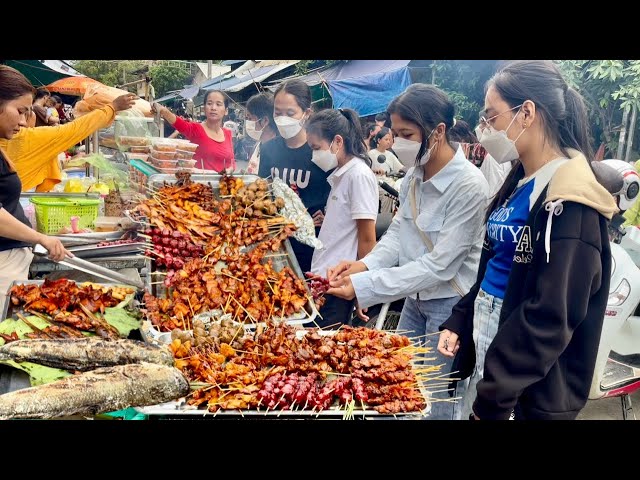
[
  {"xmin": 425, "ymin": 60, "xmax": 499, "ymax": 127},
  {"xmin": 71, "ymin": 60, "xmax": 194, "ymax": 98},
  {"xmin": 555, "ymin": 60, "xmax": 640, "ymax": 156}
]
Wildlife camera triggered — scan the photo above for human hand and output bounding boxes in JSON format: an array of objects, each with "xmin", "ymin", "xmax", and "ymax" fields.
[
  {"xmin": 326, "ymin": 275, "xmax": 356, "ymax": 300},
  {"xmin": 150, "ymin": 101, "xmax": 165, "ymax": 116},
  {"xmin": 327, "ymin": 260, "xmax": 367, "ymax": 282},
  {"xmin": 355, "ymin": 301, "xmax": 369, "ymax": 322},
  {"xmin": 437, "ymin": 329, "xmax": 460, "ymax": 357},
  {"xmin": 373, "ymin": 168, "xmax": 385, "ymax": 176},
  {"xmin": 38, "ymin": 235, "xmax": 73, "ymax": 262},
  {"xmin": 312, "ymin": 209, "xmax": 325, "ymax": 227},
  {"xmin": 112, "ymin": 93, "xmax": 138, "ymax": 112}
]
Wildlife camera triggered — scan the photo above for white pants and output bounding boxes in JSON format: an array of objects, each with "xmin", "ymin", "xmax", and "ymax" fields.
[{"xmin": 0, "ymin": 247, "xmax": 34, "ymax": 315}]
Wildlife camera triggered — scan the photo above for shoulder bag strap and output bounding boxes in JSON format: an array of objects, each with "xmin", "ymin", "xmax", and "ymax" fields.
[{"xmin": 409, "ymin": 177, "xmax": 466, "ymax": 297}]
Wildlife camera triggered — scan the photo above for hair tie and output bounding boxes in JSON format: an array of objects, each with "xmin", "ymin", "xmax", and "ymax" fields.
[{"xmin": 452, "ymin": 118, "xmax": 457, "ymax": 127}]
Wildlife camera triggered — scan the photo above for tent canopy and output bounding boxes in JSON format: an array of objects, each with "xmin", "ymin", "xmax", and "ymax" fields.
[
  {"xmin": 201, "ymin": 61, "xmax": 300, "ymax": 93},
  {"xmin": 280, "ymin": 60, "xmax": 412, "ymax": 117},
  {"xmin": 156, "ymin": 60, "xmax": 301, "ymax": 104},
  {"xmin": 4, "ymin": 60, "xmax": 84, "ymax": 87}
]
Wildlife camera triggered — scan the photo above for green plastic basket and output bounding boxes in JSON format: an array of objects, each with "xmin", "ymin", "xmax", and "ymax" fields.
[{"xmin": 30, "ymin": 197, "xmax": 100, "ymax": 235}]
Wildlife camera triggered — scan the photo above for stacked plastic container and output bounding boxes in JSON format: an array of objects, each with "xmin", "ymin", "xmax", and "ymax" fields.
[{"xmin": 149, "ymin": 138, "xmax": 198, "ymax": 174}]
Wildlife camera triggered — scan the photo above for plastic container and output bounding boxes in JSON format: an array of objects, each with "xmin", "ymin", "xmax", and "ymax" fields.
[
  {"xmin": 129, "ymin": 146, "xmax": 150, "ymax": 154},
  {"xmin": 175, "ymin": 149, "xmax": 195, "ymax": 160},
  {"xmin": 151, "ymin": 137, "xmax": 179, "ymax": 152},
  {"xmin": 151, "ymin": 157, "xmax": 180, "ymax": 169},
  {"xmin": 94, "ymin": 216, "xmax": 125, "ymax": 232},
  {"xmin": 117, "ymin": 136, "xmax": 150, "ymax": 147},
  {"xmin": 30, "ymin": 197, "xmax": 100, "ymax": 235},
  {"xmin": 174, "ymin": 140, "xmax": 198, "ymax": 152},
  {"xmin": 149, "ymin": 149, "xmax": 176, "ymax": 160},
  {"xmin": 178, "ymin": 159, "xmax": 197, "ymax": 168}
]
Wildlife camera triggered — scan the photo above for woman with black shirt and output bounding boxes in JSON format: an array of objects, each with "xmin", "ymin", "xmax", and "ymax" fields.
[
  {"xmin": 0, "ymin": 66, "xmax": 70, "ymax": 311},
  {"xmin": 258, "ymin": 80, "xmax": 332, "ymax": 272}
]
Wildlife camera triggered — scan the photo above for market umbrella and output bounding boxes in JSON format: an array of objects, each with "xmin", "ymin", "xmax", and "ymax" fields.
[{"xmin": 45, "ymin": 76, "xmax": 103, "ymax": 97}]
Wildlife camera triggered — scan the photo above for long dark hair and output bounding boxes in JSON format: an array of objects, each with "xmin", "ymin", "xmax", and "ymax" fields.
[
  {"xmin": 387, "ymin": 83, "xmax": 455, "ymax": 163},
  {"xmin": 306, "ymin": 108, "xmax": 371, "ymax": 167},
  {"xmin": 246, "ymin": 91, "xmax": 278, "ymax": 136},
  {"xmin": 371, "ymin": 126, "xmax": 391, "ymax": 150},
  {"xmin": 0, "ymin": 65, "xmax": 35, "ymax": 170},
  {"xmin": 274, "ymin": 79, "xmax": 312, "ymax": 111},
  {"xmin": 486, "ymin": 60, "xmax": 593, "ymax": 218},
  {"xmin": 0, "ymin": 65, "xmax": 36, "ymax": 112}
]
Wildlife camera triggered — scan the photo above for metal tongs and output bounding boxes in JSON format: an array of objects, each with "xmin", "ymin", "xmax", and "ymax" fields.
[{"xmin": 33, "ymin": 244, "xmax": 144, "ymax": 290}]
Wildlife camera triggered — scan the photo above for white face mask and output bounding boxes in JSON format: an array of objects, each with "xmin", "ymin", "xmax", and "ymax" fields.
[
  {"xmin": 245, "ymin": 119, "xmax": 264, "ymax": 141},
  {"xmin": 393, "ymin": 130, "xmax": 435, "ymax": 168},
  {"xmin": 311, "ymin": 140, "xmax": 338, "ymax": 172},
  {"xmin": 275, "ymin": 114, "xmax": 305, "ymax": 139},
  {"xmin": 475, "ymin": 108, "xmax": 525, "ymax": 164}
]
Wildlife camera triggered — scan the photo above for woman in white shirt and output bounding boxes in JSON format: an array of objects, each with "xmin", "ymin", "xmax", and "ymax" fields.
[
  {"xmin": 326, "ymin": 84, "xmax": 490, "ymax": 419},
  {"xmin": 306, "ymin": 108, "xmax": 378, "ymax": 328},
  {"xmin": 245, "ymin": 92, "xmax": 278, "ymax": 174},
  {"xmin": 368, "ymin": 127, "xmax": 404, "ymax": 175}
]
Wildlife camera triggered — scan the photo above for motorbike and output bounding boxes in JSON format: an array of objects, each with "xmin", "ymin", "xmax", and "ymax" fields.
[{"xmin": 588, "ymin": 160, "xmax": 640, "ymax": 419}]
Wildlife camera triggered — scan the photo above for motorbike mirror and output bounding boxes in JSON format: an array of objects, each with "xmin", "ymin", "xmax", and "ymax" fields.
[{"xmin": 591, "ymin": 161, "xmax": 624, "ymax": 196}]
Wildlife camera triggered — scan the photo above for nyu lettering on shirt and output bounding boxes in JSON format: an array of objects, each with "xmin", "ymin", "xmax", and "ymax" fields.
[
  {"xmin": 258, "ymin": 136, "xmax": 332, "ymax": 215},
  {"xmin": 481, "ymin": 179, "xmax": 535, "ymax": 299}
]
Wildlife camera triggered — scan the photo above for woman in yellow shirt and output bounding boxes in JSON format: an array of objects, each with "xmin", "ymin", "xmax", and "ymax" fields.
[{"xmin": 0, "ymin": 93, "xmax": 136, "ymax": 192}]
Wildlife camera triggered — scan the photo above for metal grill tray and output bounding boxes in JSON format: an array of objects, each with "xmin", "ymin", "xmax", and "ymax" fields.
[
  {"xmin": 1, "ymin": 279, "xmax": 135, "ymax": 322},
  {"xmin": 140, "ymin": 174, "xmax": 318, "ymax": 339},
  {"xmin": 146, "ymin": 173, "xmax": 259, "ymax": 192},
  {"xmin": 136, "ymin": 399, "xmax": 429, "ymax": 418},
  {"xmin": 141, "ymin": 238, "xmax": 318, "ymax": 342},
  {"xmin": 67, "ymin": 242, "xmax": 147, "ymax": 258},
  {"xmin": 136, "ymin": 328, "xmax": 431, "ymax": 418}
]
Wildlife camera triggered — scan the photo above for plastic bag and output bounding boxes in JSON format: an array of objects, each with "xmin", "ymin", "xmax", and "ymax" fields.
[
  {"xmin": 66, "ymin": 153, "xmax": 128, "ymax": 185},
  {"xmin": 114, "ymin": 110, "xmax": 158, "ymax": 152},
  {"xmin": 73, "ymin": 83, "xmax": 153, "ymax": 118}
]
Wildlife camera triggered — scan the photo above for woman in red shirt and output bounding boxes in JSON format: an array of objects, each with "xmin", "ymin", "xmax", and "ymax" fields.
[{"xmin": 152, "ymin": 90, "xmax": 234, "ymax": 172}]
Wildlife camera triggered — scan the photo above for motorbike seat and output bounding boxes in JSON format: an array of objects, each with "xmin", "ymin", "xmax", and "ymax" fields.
[
  {"xmin": 610, "ymin": 351, "xmax": 640, "ymax": 369},
  {"xmin": 600, "ymin": 352, "xmax": 640, "ymax": 394}
]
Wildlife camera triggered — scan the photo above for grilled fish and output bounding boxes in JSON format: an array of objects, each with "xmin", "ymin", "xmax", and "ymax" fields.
[
  {"xmin": 0, "ymin": 337, "xmax": 173, "ymax": 371},
  {"xmin": 0, "ymin": 363, "xmax": 189, "ymax": 419}
]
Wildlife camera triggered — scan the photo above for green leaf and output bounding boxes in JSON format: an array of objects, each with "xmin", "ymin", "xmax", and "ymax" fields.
[
  {"xmin": 0, "ymin": 316, "xmax": 53, "ymax": 346},
  {"xmin": 0, "ymin": 360, "xmax": 71, "ymax": 386},
  {"xmin": 103, "ymin": 308, "xmax": 141, "ymax": 337}
]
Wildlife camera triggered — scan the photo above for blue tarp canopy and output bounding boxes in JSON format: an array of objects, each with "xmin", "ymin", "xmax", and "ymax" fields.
[{"xmin": 292, "ymin": 60, "xmax": 412, "ymax": 117}]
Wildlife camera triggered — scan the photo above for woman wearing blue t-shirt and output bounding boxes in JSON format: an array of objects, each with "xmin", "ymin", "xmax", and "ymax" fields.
[{"xmin": 438, "ymin": 61, "xmax": 617, "ymax": 420}]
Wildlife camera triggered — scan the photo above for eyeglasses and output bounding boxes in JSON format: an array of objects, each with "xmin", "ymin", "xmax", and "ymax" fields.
[{"xmin": 477, "ymin": 104, "xmax": 523, "ymax": 132}]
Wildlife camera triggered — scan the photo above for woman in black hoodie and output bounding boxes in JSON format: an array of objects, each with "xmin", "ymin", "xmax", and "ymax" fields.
[{"xmin": 438, "ymin": 60, "xmax": 617, "ymax": 420}]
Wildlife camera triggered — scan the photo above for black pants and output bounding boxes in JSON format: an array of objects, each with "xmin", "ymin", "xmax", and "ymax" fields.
[{"xmin": 307, "ymin": 294, "xmax": 354, "ymax": 329}]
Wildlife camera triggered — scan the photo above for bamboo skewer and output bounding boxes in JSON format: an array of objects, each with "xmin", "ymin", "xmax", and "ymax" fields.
[{"xmin": 16, "ymin": 313, "xmax": 53, "ymax": 338}]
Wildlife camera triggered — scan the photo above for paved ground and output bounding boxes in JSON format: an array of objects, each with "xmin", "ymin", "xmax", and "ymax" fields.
[{"xmin": 577, "ymin": 390, "xmax": 640, "ymax": 420}]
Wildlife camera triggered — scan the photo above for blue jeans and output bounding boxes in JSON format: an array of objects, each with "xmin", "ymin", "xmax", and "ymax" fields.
[
  {"xmin": 456, "ymin": 288, "xmax": 503, "ymax": 420},
  {"xmin": 397, "ymin": 295, "xmax": 464, "ymax": 420}
]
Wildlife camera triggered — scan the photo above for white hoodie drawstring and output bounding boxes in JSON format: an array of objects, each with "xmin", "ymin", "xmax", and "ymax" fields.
[{"xmin": 544, "ymin": 200, "xmax": 564, "ymax": 263}]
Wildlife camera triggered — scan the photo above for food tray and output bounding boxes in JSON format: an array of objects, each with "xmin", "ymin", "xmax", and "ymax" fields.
[
  {"xmin": 1, "ymin": 279, "xmax": 135, "ymax": 322},
  {"xmin": 146, "ymin": 173, "xmax": 260, "ymax": 192},
  {"xmin": 135, "ymin": 398, "xmax": 429, "ymax": 419},
  {"xmin": 137, "ymin": 328, "xmax": 431, "ymax": 419},
  {"xmin": 141, "ymin": 238, "xmax": 318, "ymax": 342},
  {"xmin": 67, "ymin": 242, "xmax": 148, "ymax": 258}
]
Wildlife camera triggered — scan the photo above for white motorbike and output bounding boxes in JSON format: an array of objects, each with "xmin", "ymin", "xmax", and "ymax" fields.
[{"xmin": 589, "ymin": 160, "xmax": 640, "ymax": 419}]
